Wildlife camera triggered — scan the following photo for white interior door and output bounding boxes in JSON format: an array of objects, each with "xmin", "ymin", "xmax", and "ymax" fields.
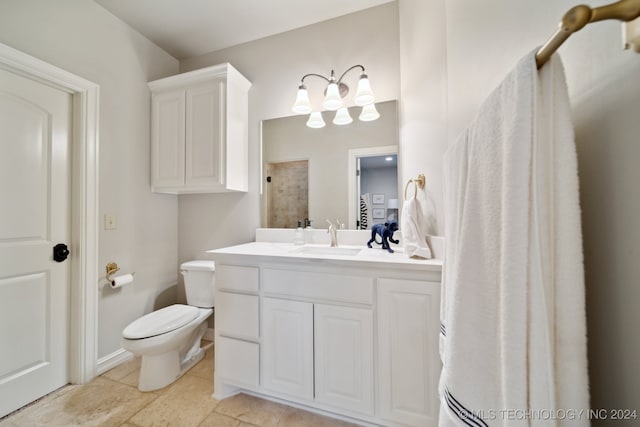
[{"xmin": 0, "ymin": 67, "xmax": 72, "ymax": 417}]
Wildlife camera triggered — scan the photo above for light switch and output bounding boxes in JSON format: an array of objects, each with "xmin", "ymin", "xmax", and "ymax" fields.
[{"xmin": 104, "ymin": 214, "xmax": 117, "ymax": 230}]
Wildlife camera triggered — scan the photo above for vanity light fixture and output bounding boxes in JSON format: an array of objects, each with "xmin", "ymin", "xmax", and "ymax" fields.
[
  {"xmin": 306, "ymin": 111, "xmax": 326, "ymax": 128},
  {"xmin": 291, "ymin": 64, "xmax": 379, "ymax": 128},
  {"xmin": 333, "ymin": 107, "xmax": 353, "ymax": 125},
  {"xmin": 359, "ymin": 103, "xmax": 381, "ymax": 122}
]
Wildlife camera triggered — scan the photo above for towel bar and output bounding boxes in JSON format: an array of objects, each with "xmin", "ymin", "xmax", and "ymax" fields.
[
  {"xmin": 536, "ymin": 0, "xmax": 640, "ymax": 68},
  {"xmin": 404, "ymin": 173, "xmax": 425, "ymax": 200}
]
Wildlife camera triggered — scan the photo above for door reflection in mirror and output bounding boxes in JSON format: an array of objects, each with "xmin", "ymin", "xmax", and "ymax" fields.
[
  {"xmin": 265, "ymin": 160, "xmax": 309, "ymax": 228},
  {"xmin": 354, "ymin": 153, "xmax": 398, "ymax": 230}
]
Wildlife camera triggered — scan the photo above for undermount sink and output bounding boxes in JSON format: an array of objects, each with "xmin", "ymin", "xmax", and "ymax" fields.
[{"xmin": 290, "ymin": 245, "xmax": 363, "ymax": 257}]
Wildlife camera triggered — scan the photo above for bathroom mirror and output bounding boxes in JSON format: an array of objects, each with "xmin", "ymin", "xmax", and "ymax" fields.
[{"xmin": 260, "ymin": 100, "xmax": 399, "ymax": 229}]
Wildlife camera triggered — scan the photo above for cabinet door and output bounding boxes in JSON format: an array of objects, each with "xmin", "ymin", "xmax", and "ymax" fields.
[
  {"xmin": 185, "ymin": 81, "xmax": 224, "ymax": 188},
  {"xmin": 262, "ymin": 298, "xmax": 314, "ymax": 400},
  {"xmin": 314, "ymin": 304, "xmax": 373, "ymax": 415},
  {"xmin": 377, "ymin": 278, "xmax": 441, "ymax": 426},
  {"xmin": 151, "ymin": 90, "xmax": 185, "ymax": 190}
]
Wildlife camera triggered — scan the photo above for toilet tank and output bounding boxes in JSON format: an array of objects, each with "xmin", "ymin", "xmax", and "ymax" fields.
[{"xmin": 180, "ymin": 260, "xmax": 215, "ymax": 308}]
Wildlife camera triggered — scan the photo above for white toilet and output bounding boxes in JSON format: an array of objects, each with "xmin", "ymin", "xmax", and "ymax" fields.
[{"xmin": 121, "ymin": 260, "xmax": 215, "ymax": 391}]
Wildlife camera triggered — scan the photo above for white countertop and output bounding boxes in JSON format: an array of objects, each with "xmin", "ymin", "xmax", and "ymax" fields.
[{"xmin": 207, "ymin": 241, "xmax": 443, "ymax": 271}]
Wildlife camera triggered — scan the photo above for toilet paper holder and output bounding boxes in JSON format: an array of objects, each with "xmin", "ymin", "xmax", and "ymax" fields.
[{"xmin": 106, "ymin": 262, "xmax": 135, "ymax": 282}]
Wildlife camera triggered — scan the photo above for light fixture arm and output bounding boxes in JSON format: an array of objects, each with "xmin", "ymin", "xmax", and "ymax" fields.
[
  {"xmin": 335, "ymin": 64, "xmax": 365, "ymax": 85},
  {"xmin": 298, "ymin": 65, "xmax": 365, "ymax": 86},
  {"xmin": 299, "ymin": 72, "xmax": 333, "ymax": 85}
]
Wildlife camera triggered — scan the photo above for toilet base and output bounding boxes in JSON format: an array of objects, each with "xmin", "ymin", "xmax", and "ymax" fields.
[{"xmin": 137, "ymin": 321, "xmax": 209, "ymax": 391}]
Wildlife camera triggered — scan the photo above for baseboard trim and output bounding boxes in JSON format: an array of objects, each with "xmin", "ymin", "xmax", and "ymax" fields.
[
  {"xmin": 96, "ymin": 348, "xmax": 134, "ymax": 375},
  {"xmin": 203, "ymin": 327, "xmax": 215, "ymax": 342}
]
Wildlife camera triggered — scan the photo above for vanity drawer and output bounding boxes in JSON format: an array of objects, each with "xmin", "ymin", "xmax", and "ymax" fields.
[
  {"xmin": 216, "ymin": 291, "xmax": 259, "ymax": 340},
  {"xmin": 216, "ymin": 336, "xmax": 259, "ymax": 389},
  {"xmin": 216, "ymin": 265, "xmax": 259, "ymax": 293},
  {"xmin": 262, "ymin": 268, "xmax": 373, "ymax": 305}
]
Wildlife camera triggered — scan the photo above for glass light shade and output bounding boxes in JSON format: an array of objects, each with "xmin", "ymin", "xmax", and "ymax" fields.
[
  {"xmin": 323, "ymin": 82, "xmax": 343, "ymax": 110},
  {"xmin": 292, "ymin": 86, "xmax": 312, "ymax": 114},
  {"xmin": 354, "ymin": 75, "xmax": 375, "ymax": 106},
  {"xmin": 359, "ymin": 103, "xmax": 380, "ymax": 122},
  {"xmin": 306, "ymin": 112, "xmax": 326, "ymax": 128},
  {"xmin": 333, "ymin": 107, "xmax": 353, "ymax": 125}
]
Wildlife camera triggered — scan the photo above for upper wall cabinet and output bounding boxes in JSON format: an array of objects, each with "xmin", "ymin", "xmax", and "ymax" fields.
[{"xmin": 148, "ymin": 63, "xmax": 251, "ymax": 194}]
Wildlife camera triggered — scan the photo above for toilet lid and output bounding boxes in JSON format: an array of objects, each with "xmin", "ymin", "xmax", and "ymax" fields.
[
  {"xmin": 123, "ymin": 304, "xmax": 200, "ymax": 339},
  {"xmin": 180, "ymin": 260, "xmax": 215, "ymax": 272}
]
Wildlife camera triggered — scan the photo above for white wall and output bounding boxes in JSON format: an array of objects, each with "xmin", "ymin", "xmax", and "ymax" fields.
[
  {"xmin": 0, "ymin": 0, "xmax": 180, "ymax": 359},
  {"xmin": 446, "ymin": 0, "xmax": 640, "ymax": 414},
  {"xmin": 177, "ymin": 3, "xmax": 400, "ymax": 286},
  {"xmin": 398, "ymin": 0, "xmax": 448, "ymax": 235}
]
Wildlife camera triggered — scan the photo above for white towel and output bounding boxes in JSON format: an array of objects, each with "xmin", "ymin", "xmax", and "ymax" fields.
[
  {"xmin": 401, "ymin": 196, "xmax": 433, "ymax": 259},
  {"xmin": 440, "ymin": 50, "xmax": 589, "ymax": 427}
]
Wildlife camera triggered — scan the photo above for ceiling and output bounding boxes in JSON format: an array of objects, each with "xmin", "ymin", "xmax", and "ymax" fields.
[
  {"xmin": 360, "ymin": 155, "xmax": 397, "ymax": 170},
  {"xmin": 95, "ymin": 0, "xmax": 394, "ymax": 59}
]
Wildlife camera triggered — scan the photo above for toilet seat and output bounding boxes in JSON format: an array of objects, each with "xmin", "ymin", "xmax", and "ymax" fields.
[{"xmin": 123, "ymin": 304, "xmax": 199, "ymax": 340}]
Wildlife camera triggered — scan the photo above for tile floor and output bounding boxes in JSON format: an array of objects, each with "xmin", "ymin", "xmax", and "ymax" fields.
[{"xmin": 0, "ymin": 343, "xmax": 357, "ymax": 427}]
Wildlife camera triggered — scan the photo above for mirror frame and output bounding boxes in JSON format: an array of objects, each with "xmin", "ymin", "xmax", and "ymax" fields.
[{"xmin": 260, "ymin": 100, "xmax": 399, "ymax": 229}]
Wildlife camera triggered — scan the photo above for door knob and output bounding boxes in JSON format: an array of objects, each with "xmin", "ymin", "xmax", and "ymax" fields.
[{"xmin": 53, "ymin": 243, "xmax": 70, "ymax": 262}]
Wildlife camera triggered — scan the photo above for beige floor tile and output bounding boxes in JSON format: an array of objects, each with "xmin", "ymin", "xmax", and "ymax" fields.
[
  {"xmin": 0, "ymin": 384, "xmax": 80, "ymax": 426},
  {"xmin": 278, "ymin": 407, "xmax": 359, "ymax": 427},
  {"xmin": 128, "ymin": 376, "xmax": 218, "ymax": 427},
  {"xmin": 101, "ymin": 356, "xmax": 141, "ymax": 382},
  {"xmin": 0, "ymin": 377, "xmax": 156, "ymax": 427},
  {"xmin": 197, "ymin": 411, "xmax": 239, "ymax": 427},
  {"xmin": 119, "ymin": 368, "xmax": 143, "ymax": 388},
  {"xmin": 163, "ymin": 372, "xmax": 216, "ymax": 399},
  {"xmin": 214, "ymin": 394, "xmax": 289, "ymax": 427}
]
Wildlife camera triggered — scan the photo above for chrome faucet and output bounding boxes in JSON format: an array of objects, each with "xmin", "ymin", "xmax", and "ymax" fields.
[{"xmin": 326, "ymin": 219, "xmax": 338, "ymax": 247}]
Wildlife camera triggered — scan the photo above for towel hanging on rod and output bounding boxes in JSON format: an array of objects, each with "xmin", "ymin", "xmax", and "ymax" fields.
[
  {"xmin": 400, "ymin": 172, "xmax": 433, "ymax": 259},
  {"xmin": 404, "ymin": 173, "xmax": 425, "ymax": 200},
  {"xmin": 536, "ymin": 0, "xmax": 640, "ymax": 68}
]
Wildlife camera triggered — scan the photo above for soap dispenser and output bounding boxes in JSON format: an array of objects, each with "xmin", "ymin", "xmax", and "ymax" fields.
[
  {"xmin": 304, "ymin": 218, "xmax": 313, "ymax": 244},
  {"xmin": 294, "ymin": 220, "xmax": 304, "ymax": 245}
]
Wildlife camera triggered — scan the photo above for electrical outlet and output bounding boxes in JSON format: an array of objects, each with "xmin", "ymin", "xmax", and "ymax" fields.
[{"xmin": 104, "ymin": 214, "xmax": 117, "ymax": 230}]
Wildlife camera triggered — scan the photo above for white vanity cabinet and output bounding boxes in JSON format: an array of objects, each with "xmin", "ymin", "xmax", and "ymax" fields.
[
  {"xmin": 261, "ymin": 297, "xmax": 314, "ymax": 399},
  {"xmin": 210, "ymin": 244, "xmax": 442, "ymax": 427},
  {"xmin": 377, "ymin": 278, "xmax": 441, "ymax": 427},
  {"xmin": 148, "ymin": 63, "xmax": 251, "ymax": 194},
  {"xmin": 314, "ymin": 303, "xmax": 374, "ymax": 415},
  {"xmin": 213, "ymin": 265, "xmax": 260, "ymax": 392},
  {"xmin": 260, "ymin": 297, "xmax": 374, "ymax": 415},
  {"xmin": 259, "ymin": 267, "xmax": 375, "ymax": 416}
]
